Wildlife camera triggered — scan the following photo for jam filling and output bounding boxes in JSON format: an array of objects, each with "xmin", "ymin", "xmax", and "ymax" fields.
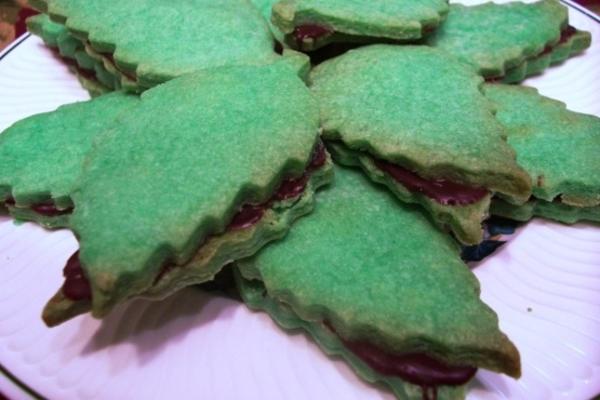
[
  {"xmin": 293, "ymin": 24, "xmax": 333, "ymax": 48},
  {"xmin": 61, "ymin": 251, "xmax": 92, "ymax": 301},
  {"xmin": 486, "ymin": 25, "xmax": 578, "ymax": 82},
  {"xmin": 31, "ymin": 202, "xmax": 73, "ymax": 216},
  {"xmin": 3, "ymin": 197, "xmax": 73, "ymax": 216},
  {"xmin": 228, "ymin": 140, "xmax": 326, "ymax": 230},
  {"xmin": 228, "ymin": 204, "xmax": 265, "ymax": 230},
  {"xmin": 326, "ymin": 322, "xmax": 477, "ymax": 400},
  {"xmin": 63, "ymin": 141, "xmax": 327, "ymax": 296},
  {"xmin": 374, "ymin": 159, "xmax": 488, "ymax": 206}
]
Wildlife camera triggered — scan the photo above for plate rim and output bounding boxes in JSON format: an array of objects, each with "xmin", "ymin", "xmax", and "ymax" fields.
[{"xmin": 0, "ymin": 2, "xmax": 599, "ymax": 399}]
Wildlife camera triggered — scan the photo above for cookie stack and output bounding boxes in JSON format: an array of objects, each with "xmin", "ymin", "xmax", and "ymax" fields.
[{"xmin": 1, "ymin": 0, "xmax": 599, "ymax": 399}]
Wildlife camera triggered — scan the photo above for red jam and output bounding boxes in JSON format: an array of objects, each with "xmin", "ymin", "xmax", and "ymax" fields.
[
  {"xmin": 374, "ymin": 159, "xmax": 488, "ymax": 206},
  {"xmin": 61, "ymin": 251, "xmax": 92, "ymax": 301},
  {"xmin": 228, "ymin": 139, "xmax": 326, "ymax": 228},
  {"xmin": 273, "ymin": 175, "xmax": 310, "ymax": 201},
  {"xmin": 560, "ymin": 25, "xmax": 578, "ymax": 43},
  {"xmin": 293, "ymin": 24, "xmax": 333, "ymax": 48},
  {"xmin": 31, "ymin": 202, "xmax": 73, "ymax": 216},
  {"xmin": 307, "ymin": 140, "xmax": 327, "ymax": 171},
  {"xmin": 4, "ymin": 197, "xmax": 73, "ymax": 216},
  {"xmin": 228, "ymin": 204, "xmax": 265, "ymax": 230},
  {"xmin": 327, "ymin": 323, "xmax": 477, "ymax": 400}
]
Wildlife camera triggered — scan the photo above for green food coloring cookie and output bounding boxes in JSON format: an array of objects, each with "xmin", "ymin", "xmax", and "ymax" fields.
[
  {"xmin": 0, "ymin": 92, "xmax": 139, "ymax": 228},
  {"xmin": 310, "ymin": 45, "xmax": 531, "ymax": 245},
  {"xmin": 34, "ymin": 0, "xmax": 278, "ymax": 91},
  {"xmin": 235, "ymin": 166, "xmax": 520, "ymax": 400},
  {"xmin": 42, "ymin": 62, "xmax": 332, "ymax": 326},
  {"xmin": 427, "ymin": 0, "xmax": 590, "ymax": 82},
  {"xmin": 271, "ymin": 0, "xmax": 448, "ymax": 51}
]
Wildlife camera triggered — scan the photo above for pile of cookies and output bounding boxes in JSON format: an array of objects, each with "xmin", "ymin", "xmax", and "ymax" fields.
[{"xmin": 1, "ymin": 0, "xmax": 599, "ymax": 399}]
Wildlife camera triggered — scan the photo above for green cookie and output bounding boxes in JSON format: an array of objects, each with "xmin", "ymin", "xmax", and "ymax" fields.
[
  {"xmin": 0, "ymin": 92, "xmax": 139, "ymax": 228},
  {"xmin": 501, "ymin": 28, "xmax": 591, "ymax": 83},
  {"xmin": 42, "ymin": 62, "xmax": 333, "ymax": 326},
  {"xmin": 310, "ymin": 45, "xmax": 531, "ymax": 245},
  {"xmin": 33, "ymin": 0, "xmax": 278, "ymax": 91},
  {"xmin": 250, "ymin": 0, "xmax": 286, "ymax": 48},
  {"xmin": 271, "ymin": 0, "xmax": 449, "ymax": 51},
  {"xmin": 27, "ymin": 14, "xmax": 117, "ymax": 95},
  {"xmin": 235, "ymin": 167, "xmax": 520, "ymax": 400},
  {"xmin": 26, "ymin": 13, "xmax": 64, "ymax": 48},
  {"xmin": 427, "ymin": 0, "xmax": 590, "ymax": 82},
  {"xmin": 483, "ymin": 84, "xmax": 600, "ymax": 223}
]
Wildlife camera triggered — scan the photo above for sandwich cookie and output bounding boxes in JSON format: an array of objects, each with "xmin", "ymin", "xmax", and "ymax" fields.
[
  {"xmin": 484, "ymin": 84, "xmax": 600, "ymax": 223},
  {"xmin": 42, "ymin": 62, "xmax": 333, "ymax": 326},
  {"xmin": 33, "ymin": 0, "xmax": 278, "ymax": 91},
  {"xmin": 427, "ymin": 0, "xmax": 590, "ymax": 82},
  {"xmin": 311, "ymin": 45, "xmax": 531, "ymax": 245},
  {"xmin": 0, "ymin": 92, "xmax": 139, "ymax": 228},
  {"xmin": 235, "ymin": 167, "xmax": 520, "ymax": 400},
  {"xmin": 271, "ymin": 0, "xmax": 449, "ymax": 51}
]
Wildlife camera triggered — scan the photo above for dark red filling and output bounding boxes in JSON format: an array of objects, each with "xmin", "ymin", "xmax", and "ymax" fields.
[
  {"xmin": 61, "ymin": 251, "xmax": 92, "ymax": 301},
  {"xmin": 293, "ymin": 24, "xmax": 333, "ymax": 48},
  {"xmin": 3, "ymin": 197, "xmax": 73, "ymax": 216},
  {"xmin": 374, "ymin": 159, "xmax": 488, "ymax": 206},
  {"xmin": 540, "ymin": 25, "xmax": 578, "ymax": 56},
  {"xmin": 307, "ymin": 140, "xmax": 327, "ymax": 171},
  {"xmin": 228, "ymin": 140, "xmax": 326, "ymax": 230},
  {"xmin": 560, "ymin": 25, "xmax": 578, "ymax": 43},
  {"xmin": 486, "ymin": 26, "xmax": 578, "ymax": 82},
  {"xmin": 327, "ymin": 322, "xmax": 477, "ymax": 400}
]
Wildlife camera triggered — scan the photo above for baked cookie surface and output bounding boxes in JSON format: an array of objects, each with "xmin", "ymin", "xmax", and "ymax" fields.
[
  {"xmin": 311, "ymin": 45, "xmax": 531, "ymax": 244},
  {"xmin": 272, "ymin": 0, "xmax": 448, "ymax": 50},
  {"xmin": 34, "ymin": 0, "xmax": 277, "ymax": 90}
]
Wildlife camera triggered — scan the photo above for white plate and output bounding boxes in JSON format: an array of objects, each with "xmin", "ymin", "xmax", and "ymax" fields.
[{"xmin": 1, "ymin": 2, "xmax": 600, "ymax": 399}]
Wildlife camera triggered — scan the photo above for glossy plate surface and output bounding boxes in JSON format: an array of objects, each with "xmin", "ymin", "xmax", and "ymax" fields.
[{"xmin": 0, "ymin": 1, "xmax": 599, "ymax": 399}]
